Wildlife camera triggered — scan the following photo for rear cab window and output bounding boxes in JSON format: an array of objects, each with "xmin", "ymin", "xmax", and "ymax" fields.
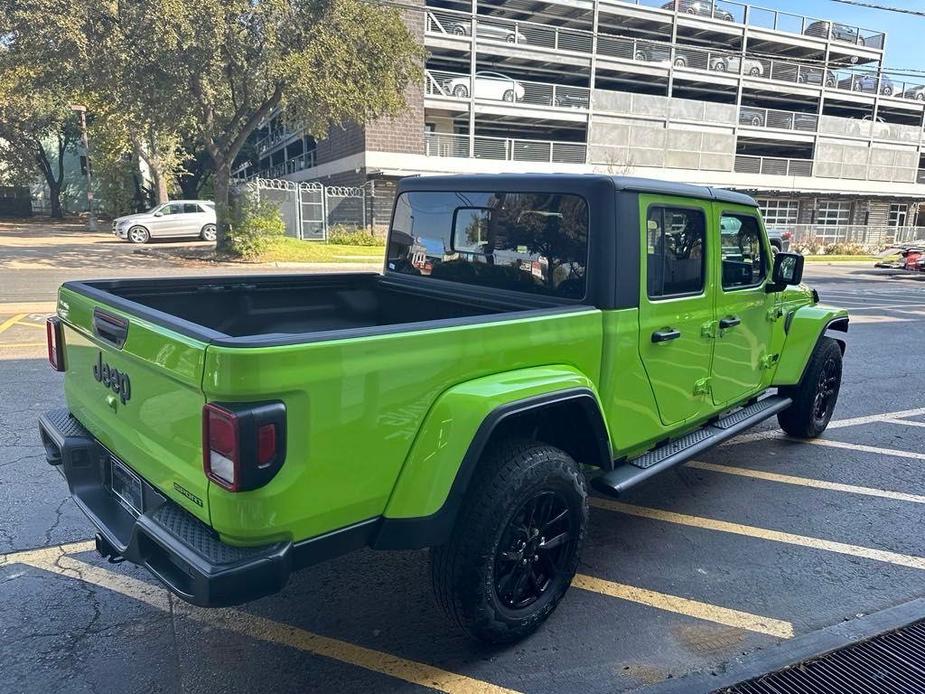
[{"xmin": 387, "ymin": 191, "xmax": 589, "ymax": 299}]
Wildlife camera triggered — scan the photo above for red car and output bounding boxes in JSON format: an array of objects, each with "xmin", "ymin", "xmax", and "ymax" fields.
[{"xmin": 902, "ymin": 247, "xmax": 924, "ymax": 272}]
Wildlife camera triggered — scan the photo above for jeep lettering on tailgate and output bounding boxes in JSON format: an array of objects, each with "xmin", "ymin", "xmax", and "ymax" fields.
[{"xmin": 92, "ymin": 352, "xmax": 132, "ymax": 404}]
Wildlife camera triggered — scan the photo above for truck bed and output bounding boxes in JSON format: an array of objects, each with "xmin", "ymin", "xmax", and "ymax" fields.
[{"xmin": 66, "ymin": 273, "xmax": 563, "ymax": 345}]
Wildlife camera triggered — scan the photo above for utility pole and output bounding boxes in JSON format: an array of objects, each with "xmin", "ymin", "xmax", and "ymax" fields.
[{"xmin": 70, "ymin": 104, "xmax": 97, "ymax": 232}]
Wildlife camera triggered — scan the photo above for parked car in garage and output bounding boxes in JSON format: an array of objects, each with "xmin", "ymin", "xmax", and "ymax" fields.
[
  {"xmin": 839, "ymin": 73, "xmax": 895, "ymax": 96},
  {"xmin": 448, "ymin": 21, "xmax": 527, "ymax": 45},
  {"xmin": 902, "ymin": 84, "xmax": 925, "ymax": 101},
  {"xmin": 797, "ymin": 66, "xmax": 837, "ymax": 88},
  {"xmin": 661, "ymin": 0, "xmax": 734, "ymax": 21},
  {"xmin": 112, "ymin": 201, "xmax": 216, "ymax": 244},
  {"xmin": 804, "ymin": 21, "xmax": 864, "ymax": 45},
  {"xmin": 711, "ymin": 54, "xmax": 765, "ymax": 76},
  {"xmin": 739, "ymin": 107, "xmax": 766, "ymax": 127},
  {"xmin": 444, "ymin": 71, "xmax": 525, "ymax": 101},
  {"xmin": 634, "ymin": 44, "xmax": 695, "ymax": 68}
]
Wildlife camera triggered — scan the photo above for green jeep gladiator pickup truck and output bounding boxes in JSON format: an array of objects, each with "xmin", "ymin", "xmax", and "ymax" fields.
[{"xmin": 39, "ymin": 174, "xmax": 847, "ymax": 643}]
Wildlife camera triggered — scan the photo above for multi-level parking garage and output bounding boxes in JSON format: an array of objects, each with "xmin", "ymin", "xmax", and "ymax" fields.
[{"xmin": 253, "ymin": 0, "xmax": 925, "ymax": 240}]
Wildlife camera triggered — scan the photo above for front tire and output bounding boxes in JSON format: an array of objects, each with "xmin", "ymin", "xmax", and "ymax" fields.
[
  {"xmin": 128, "ymin": 226, "xmax": 150, "ymax": 244},
  {"xmin": 200, "ymin": 223, "xmax": 217, "ymax": 242},
  {"xmin": 777, "ymin": 337, "xmax": 843, "ymax": 438},
  {"xmin": 431, "ymin": 440, "xmax": 588, "ymax": 644}
]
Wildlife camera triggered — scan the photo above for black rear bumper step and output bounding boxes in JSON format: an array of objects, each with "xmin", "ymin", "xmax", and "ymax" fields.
[
  {"xmin": 38, "ymin": 408, "xmax": 292, "ymax": 607},
  {"xmin": 592, "ymin": 395, "xmax": 791, "ymax": 496}
]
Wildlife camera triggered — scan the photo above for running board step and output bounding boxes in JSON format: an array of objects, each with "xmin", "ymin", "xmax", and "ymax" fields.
[{"xmin": 592, "ymin": 395, "xmax": 792, "ymax": 497}]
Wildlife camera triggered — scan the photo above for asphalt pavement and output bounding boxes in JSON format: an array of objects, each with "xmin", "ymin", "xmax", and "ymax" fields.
[{"xmin": 1, "ymin": 259, "xmax": 924, "ymax": 693}]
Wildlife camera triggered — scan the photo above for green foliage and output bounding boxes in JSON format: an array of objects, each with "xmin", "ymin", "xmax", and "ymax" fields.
[
  {"xmin": 227, "ymin": 197, "xmax": 285, "ymax": 259},
  {"xmin": 326, "ymin": 225, "xmax": 384, "ymax": 246}
]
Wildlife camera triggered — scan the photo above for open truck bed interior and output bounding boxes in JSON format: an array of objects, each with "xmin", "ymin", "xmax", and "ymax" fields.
[{"xmin": 66, "ymin": 273, "xmax": 574, "ymax": 346}]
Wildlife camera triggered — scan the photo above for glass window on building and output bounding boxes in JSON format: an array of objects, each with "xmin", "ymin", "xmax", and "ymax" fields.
[
  {"xmin": 757, "ymin": 199, "xmax": 799, "ymax": 230},
  {"xmin": 888, "ymin": 203, "xmax": 908, "ymax": 228},
  {"xmin": 815, "ymin": 201, "xmax": 851, "ymax": 243}
]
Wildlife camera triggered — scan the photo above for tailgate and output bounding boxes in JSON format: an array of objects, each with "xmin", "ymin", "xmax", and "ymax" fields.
[{"xmin": 57, "ymin": 285, "xmax": 210, "ymax": 522}]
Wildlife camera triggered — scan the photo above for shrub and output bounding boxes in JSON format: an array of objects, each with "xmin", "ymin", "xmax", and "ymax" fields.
[
  {"xmin": 326, "ymin": 225, "xmax": 384, "ymax": 246},
  {"xmin": 227, "ymin": 198, "xmax": 285, "ymax": 259}
]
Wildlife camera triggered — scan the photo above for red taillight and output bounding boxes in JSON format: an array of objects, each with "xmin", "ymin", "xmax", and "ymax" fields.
[
  {"xmin": 782, "ymin": 230, "xmax": 793, "ymax": 240},
  {"xmin": 46, "ymin": 317, "xmax": 65, "ymax": 372},
  {"xmin": 204, "ymin": 404, "xmax": 240, "ymax": 490},
  {"xmin": 257, "ymin": 423, "xmax": 277, "ymax": 467},
  {"xmin": 203, "ymin": 402, "xmax": 286, "ymax": 492}
]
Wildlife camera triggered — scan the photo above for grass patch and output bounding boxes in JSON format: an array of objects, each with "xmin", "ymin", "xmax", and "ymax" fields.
[
  {"xmin": 257, "ymin": 237, "xmax": 384, "ymax": 263},
  {"xmin": 803, "ymin": 255, "xmax": 878, "ymax": 263}
]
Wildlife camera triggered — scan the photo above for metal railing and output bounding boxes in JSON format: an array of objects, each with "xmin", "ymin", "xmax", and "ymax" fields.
[
  {"xmin": 738, "ymin": 106, "xmax": 818, "ymax": 132},
  {"xmin": 918, "ymin": 169, "xmax": 925, "ymax": 184},
  {"xmin": 425, "ymin": 70, "xmax": 590, "ymax": 110},
  {"xmin": 426, "ymin": 10, "xmax": 593, "ymax": 52},
  {"xmin": 768, "ymin": 223, "xmax": 925, "ymax": 247},
  {"xmin": 259, "ymin": 151, "xmax": 317, "ymax": 179},
  {"xmin": 256, "ymin": 129, "xmax": 294, "ymax": 155},
  {"xmin": 609, "ymin": 0, "xmax": 884, "ymax": 47},
  {"xmin": 424, "ymin": 132, "xmax": 587, "ymax": 164},
  {"xmin": 735, "ymin": 155, "xmax": 813, "ymax": 177}
]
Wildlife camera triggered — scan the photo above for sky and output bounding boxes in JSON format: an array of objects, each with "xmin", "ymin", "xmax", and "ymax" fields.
[{"xmin": 763, "ymin": 0, "xmax": 922, "ymax": 73}]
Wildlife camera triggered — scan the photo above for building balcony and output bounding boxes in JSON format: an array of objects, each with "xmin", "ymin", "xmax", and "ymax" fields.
[
  {"xmin": 425, "ymin": 132, "xmax": 587, "ymax": 164},
  {"xmin": 734, "ymin": 154, "xmax": 813, "ymax": 177}
]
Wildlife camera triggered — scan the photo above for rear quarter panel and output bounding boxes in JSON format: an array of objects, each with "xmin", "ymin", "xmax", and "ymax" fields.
[{"xmin": 203, "ymin": 309, "xmax": 603, "ymax": 544}]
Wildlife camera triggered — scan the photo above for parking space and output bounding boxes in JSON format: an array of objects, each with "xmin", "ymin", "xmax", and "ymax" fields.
[{"xmin": 1, "ymin": 267, "xmax": 924, "ymax": 693}]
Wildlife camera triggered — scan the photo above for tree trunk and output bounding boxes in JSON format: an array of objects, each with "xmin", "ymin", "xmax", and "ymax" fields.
[
  {"xmin": 213, "ymin": 161, "xmax": 233, "ymax": 253},
  {"xmin": 151, "ymin": 166, "xmax": 169, "ymax": 204},
  {"xmin": 48, "ymin": 183, "xmax": 63, "ymax": 219}
]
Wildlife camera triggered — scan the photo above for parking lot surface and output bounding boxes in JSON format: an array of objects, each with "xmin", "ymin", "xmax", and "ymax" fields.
[{"xmin": 1, "ymin": 265, "xmax": 924, "ymax": 693}]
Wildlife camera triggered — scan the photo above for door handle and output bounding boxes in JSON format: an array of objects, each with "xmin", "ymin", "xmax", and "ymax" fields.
[
  {"xmin": 652, "ymin": 328, "xmax": 681, "ymax": 343},
  {"xmin": 719, "ymin": 316, "xmax": 741, "ymax": 329}
]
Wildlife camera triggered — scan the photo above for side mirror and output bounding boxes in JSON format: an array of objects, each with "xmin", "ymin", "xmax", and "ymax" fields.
[
  {"xmin": 767, "ymin": 252, "xmax": 804, "ymax": 292},
  {"xmin": 153, "ymin": 211, "xmax": 162, "ymax": 217}
]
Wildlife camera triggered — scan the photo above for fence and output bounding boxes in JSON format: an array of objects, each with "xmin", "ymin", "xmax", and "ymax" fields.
[
  {"xmin": 768, "ymin": 224, "xmax": 925, "ymax": 248},
  {"xmin": 241, "ymin": 178, "xmax": 367, "ymax": 240},
  {"xmin": 734, "ymin": 155, "xmax": 813, "ymax": 177}
]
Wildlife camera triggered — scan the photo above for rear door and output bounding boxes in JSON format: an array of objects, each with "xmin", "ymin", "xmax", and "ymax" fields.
[
  {"xmin": 710, "ymin": 206, "xmax": 776, "ymax": 406},
  {"xmin": 58, "ymin": 286, "xmax": 210, "ymax": 522},
  {"xmin": 637, "ymin": 195, "xmax": 715, "ymax": 426}
]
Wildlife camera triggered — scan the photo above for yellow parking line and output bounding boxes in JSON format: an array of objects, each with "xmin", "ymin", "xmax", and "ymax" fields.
[
  {"xmin": 881, "ymin": 418, "xmax": 925, "ymax": 429},
  {"xmin": 803, "ymin": 438, "xmax": 925, "ymax": 461},
  {"xmin": 827, "ymin": 407, "xmax": 925, "ymax": 429},
  {"xmin": 23, "ymin": 554, "xmax": 520, "ymax": 694},
  {"xmin": 0, "ymin": 342, "xmax": 47, "ymax": 348},
  {"xmin": 0, "ymin": 540, "xmax": 95, "ymax": 567},
  {"xmin": 0, "ymin": 313, "xmax": 26, "ymax": 335},
  {"xmin": 591, "ymin": 498, "xmax": 925, "ymax": 571},
  {"xmin": 686, "ymin": 460, "xmax": 925, "ymax": 504},
  {"xmin": 572, "ymin": 574, "xmax": 793, "ymax": 638},
  {"xmin": 14, "ymin": 320, "xmax": 45, "ymax": 329}
]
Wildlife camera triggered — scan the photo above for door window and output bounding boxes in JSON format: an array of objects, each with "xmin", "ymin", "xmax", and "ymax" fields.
[
  {"xmin": 720, "ymin": 214, "xmax": 767, "ymax": 289},
  {"xmin": 183, "ymin": 203, "xmax": 201, "ymax": 214},
  {"xmin": 646, "ymin": 206, "xmax": 707, "ymax": 298},
  {"xmin": 160, "ymin": 203, "xmax": 184, "ymax": 215}
]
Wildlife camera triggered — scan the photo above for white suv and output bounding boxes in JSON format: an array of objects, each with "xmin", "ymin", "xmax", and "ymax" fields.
[{"xmin": 112, "ymin": 200, "xmax": 217, "ymax": 243}]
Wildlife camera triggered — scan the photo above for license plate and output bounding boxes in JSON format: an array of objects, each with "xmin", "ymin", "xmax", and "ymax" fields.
[{"xmin": 110, "ymin": 457, "xmax": 143, "ymax": 515}]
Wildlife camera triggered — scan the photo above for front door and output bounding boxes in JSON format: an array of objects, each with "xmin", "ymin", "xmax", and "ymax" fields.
[
  {"xmin": 638, "ymin": 196, "xmax": 715, "ymax": 426},
  {"xmin": 151, "ymin": 202, "xmax": 185, "ymax": 238},
  {"xmin": 710, "ymin": 207, "xmax": 777, "ymax": 406}
]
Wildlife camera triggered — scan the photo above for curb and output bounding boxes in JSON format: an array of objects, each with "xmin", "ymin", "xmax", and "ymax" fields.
[{"xmin": 633, "ymin": 597, "xmax": 925, "ymax": 694}]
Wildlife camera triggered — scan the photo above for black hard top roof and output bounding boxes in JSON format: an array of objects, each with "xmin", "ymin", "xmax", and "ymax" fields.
[{"xmin": 397, "ymin": 173, "xmax": 757, "ymax": 207}]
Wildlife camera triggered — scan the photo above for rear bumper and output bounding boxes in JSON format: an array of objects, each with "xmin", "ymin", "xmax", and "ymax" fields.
[{"xmin": 38, "ymin": 408, "xmax": 293, "ymax": 607}]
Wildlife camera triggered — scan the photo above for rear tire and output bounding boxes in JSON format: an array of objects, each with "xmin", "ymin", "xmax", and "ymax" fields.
[
  {"xmin": 431, "ymin": 440, "xmax": 588, "ymax": 644},
  {"xmin": 200, "ymin": 223, "xmax": 217, "ymax": 242},
  {"xmin": 777, "ymin": 337, "xmax": 843, "ymax": 438}
]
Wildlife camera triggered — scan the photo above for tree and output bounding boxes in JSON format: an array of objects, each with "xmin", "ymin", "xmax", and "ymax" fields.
[
  {"xmin": 76, "ymin": 0, "xmax": 423, "ymax": 251},
  {"xmin": 0, "ymin": 67, "xmax": 78, "ymax": 218}
]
